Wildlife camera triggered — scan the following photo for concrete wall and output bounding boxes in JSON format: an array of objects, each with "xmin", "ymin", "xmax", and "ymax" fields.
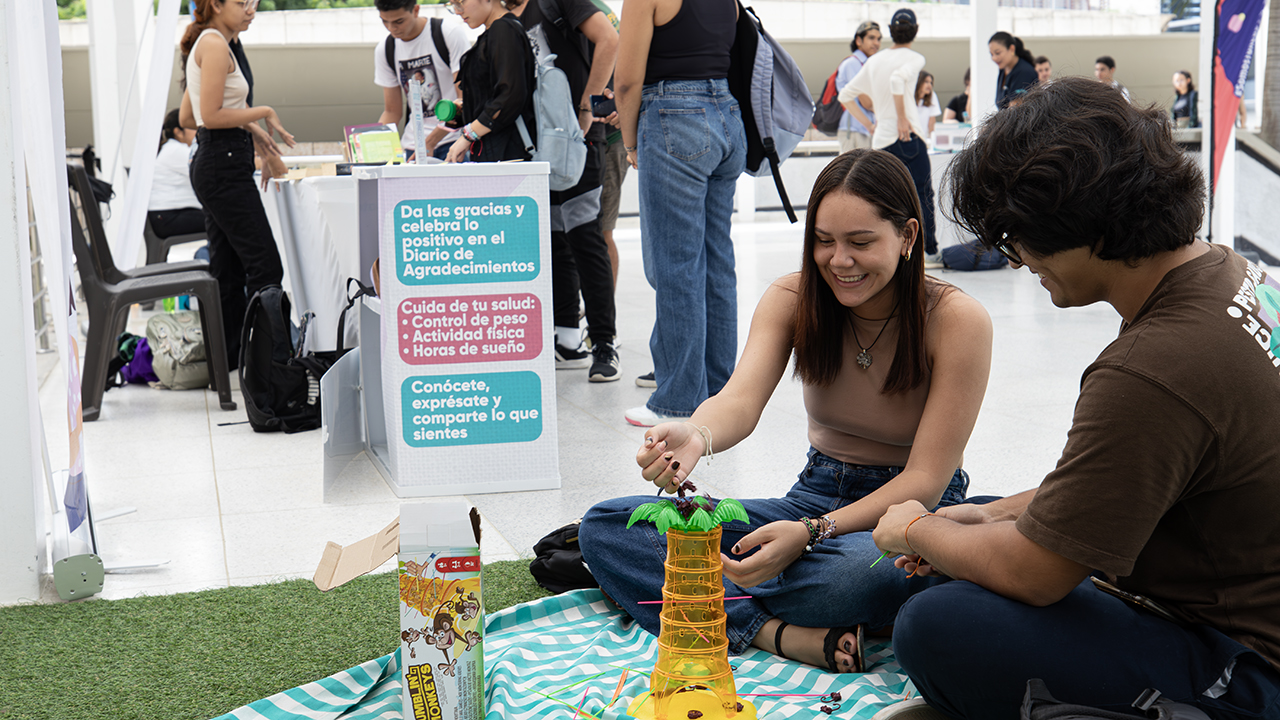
[{"xmin": 60, "ymin": 5, "xmax": 1194, "ymax": 146}]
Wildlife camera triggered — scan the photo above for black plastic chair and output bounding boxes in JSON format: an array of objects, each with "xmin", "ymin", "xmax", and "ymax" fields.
[
  {"xmin": 67, "ymin": 163, "xmax": 236, "ymax": 421},
  {"xmin": 143, "ymin": 214, "xmax": 206, "ymax": 266}
]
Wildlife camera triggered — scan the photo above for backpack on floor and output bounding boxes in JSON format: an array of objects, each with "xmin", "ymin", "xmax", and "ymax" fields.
[
  {"xmin": 941, "ymin": 239, "xmax": 1009, "ymax": 271},
  {"xmin": 1022, "ymin": 679, "xmax": 1211, "ymax": 720},
  {"xmin": 148, "ymin": 311, "xmax": 211, "ymax": 390},
  {"xmin": 811, "ymin": 57, "xmax": 850, "ymax": 135},
  {"xmin": 529, "ymin": 519, "xmax": 598, "ymax": 594},
  {"xmin": 728, "ymin": 2, "xmax": 814, "ymax": 223},
  {"xmin": 516, "ymin": 51, "xmax": 588, "ymax": 191},
  {"xmin": 239, "ymin": 286, "xmax": 329, "ymax": 433}
]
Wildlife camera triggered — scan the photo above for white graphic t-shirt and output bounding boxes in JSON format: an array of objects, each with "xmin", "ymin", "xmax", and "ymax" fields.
[{"xmin": 373, "ymin": 16, "xmax": 473, "ymax": 152}]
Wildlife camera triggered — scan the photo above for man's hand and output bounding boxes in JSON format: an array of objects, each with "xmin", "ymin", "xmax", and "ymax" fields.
[
  {"xmin": 720, "ymin": 520, "xmax": 808, "ymax": 588},
  {"xmin": 871, "ymin": 499, "xmax": 929, "ymax": 558},
  {"xmin": 897, "ymin": 115, "xmax": 913, "ymax": 142}
]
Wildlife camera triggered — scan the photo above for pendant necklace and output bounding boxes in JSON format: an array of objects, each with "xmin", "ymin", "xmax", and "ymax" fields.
[{"xmin": 848, "ymin": 302, "xmax": 899, "ymax": 370}]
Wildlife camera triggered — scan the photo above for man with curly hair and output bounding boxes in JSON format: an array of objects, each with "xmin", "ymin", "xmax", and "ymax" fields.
[{"xmin": 869, "ymin": 76, "xmax": 1280, "ymax": 719}]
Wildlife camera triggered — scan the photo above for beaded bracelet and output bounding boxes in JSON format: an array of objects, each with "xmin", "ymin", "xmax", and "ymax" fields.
[
  {"xmin": 800, "ymin": 517, "xmax": 820, "ymax": 554},
  {"xmin": 463, "ymin": 126, "xmax": 481, "ymax": 143}
]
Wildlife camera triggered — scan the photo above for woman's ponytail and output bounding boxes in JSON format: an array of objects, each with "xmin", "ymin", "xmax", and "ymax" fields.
[
  {"xmin": 989, "ymin": 31, "xmax": 1034, "ymax": 67},
  {"xmin": 180, "ymin": 0, "xmax": 214, "ymax": 78}
]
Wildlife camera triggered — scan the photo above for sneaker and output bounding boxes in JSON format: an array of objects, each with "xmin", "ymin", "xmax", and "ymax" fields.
[
  {"xmin": 584, "ymin": 334, "xmax": 621, "ymax": 351},
  {"xmin": 924, "ymin": 252, "xmax": 944, "ymax": 270},
  {"xmin": 589, "ymin": 343, "xmax": 621, "ymax": 383},
  {"xmin": 635, "ymin": 372, "xmax": 657, "ymax": 388},
  {"xmin": 555, "ymin": 340, "xmax": 591, "ymax": 369},
  {"xmin": 625, "ymin": 405, "xmax": 678, "ymax": 427},
  {"xmin": 871, "ymin": 699, "xmax": 949, "ymax": 720}
]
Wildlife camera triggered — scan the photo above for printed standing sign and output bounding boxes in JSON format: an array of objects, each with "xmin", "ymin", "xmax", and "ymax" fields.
[{"xmin": 372, "ymin": 164, "xmax": 559, "ymax": 496}]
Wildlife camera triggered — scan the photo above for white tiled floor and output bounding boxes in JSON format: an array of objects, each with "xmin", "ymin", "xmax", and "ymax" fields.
[{"xmin": 38, "ymin": 214, "xmax": 1124, "ymax": 601}]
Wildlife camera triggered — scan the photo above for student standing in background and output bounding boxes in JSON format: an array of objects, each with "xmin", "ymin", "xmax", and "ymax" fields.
[
  {"xmin": 373, "ymin": 0, "xmax": 472, "ymax": 161},
  {"xmin": 181, "ymin": 0, "xmax": 294, "ymax": 367},
  {"xmin": 834, "ymin": 20, "xmax": 881, "ymax": 154}
]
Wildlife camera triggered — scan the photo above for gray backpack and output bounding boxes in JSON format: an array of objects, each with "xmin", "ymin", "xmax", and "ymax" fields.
[
  {"xmin": 146, "ymin": 311, "xmax": 210, "ymax": 390},
  {"xmin": 727, "ymin": 2, "xmax": 813, "ymax": 223},
  {"xmin": 1022, "ymin": 680, "xmax": 1211, "ymax": 720},
  {"xmin": 516, "ymin": 51, "xmax": 587, "ymax": 191}
]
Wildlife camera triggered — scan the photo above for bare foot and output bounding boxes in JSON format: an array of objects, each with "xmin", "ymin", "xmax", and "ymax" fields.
[{"xmin": 754, "ymin": 618, "xmax": 859, "ymax": 672}]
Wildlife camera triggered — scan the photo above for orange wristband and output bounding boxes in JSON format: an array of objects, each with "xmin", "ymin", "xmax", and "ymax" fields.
[{"xmin": 904, "ymin": 512, "xmax": 935, "ymax": 555}]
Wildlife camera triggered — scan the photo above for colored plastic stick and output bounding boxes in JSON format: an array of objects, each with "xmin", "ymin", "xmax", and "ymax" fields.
[
  {"xmin": 605, "ymin": 668, "xmax": 630, "ymax": 709},
  {"xmin": 549, "ymin": 670, "xmax": 609, "ymax": 697},
  {"xmin": 524, "ymin": 687, "xmax": 605, "ymax": 720},
  {"xmin": 869, "ymin": 550, "xmax": 890, "ymax": 568},
  {"xmin": 574, "ymin": 688, "xmax": 589, "ymax": 718},
  {"xmin": 738, "ymin": 693, "xmax": 834, "ymax": 697}
]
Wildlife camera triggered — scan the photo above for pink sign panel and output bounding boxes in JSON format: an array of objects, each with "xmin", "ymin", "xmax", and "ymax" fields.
[{"xmin": 397, "ymin": 293, "xmax": 542, "ymax": 365}]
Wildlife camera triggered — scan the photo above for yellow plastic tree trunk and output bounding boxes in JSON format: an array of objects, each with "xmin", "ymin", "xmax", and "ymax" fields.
[{"xmin": 628, "ymin": 526, "xmax": 756, "ymax": 720}]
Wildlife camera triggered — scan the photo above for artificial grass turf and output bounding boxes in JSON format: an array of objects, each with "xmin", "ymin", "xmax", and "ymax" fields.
[{"xmin": 0, "ymin": 560, "xmax": 551, "ymax": 720}]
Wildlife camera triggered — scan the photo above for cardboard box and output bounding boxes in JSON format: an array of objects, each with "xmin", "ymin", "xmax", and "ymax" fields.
[{"xmin": 314, "ymin": 501, "xmax": 483, "ymax": 720}]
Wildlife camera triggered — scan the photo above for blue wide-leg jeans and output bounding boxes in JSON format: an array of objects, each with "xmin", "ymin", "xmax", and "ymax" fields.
[
  {"xmin": 636, "ymin": 79, "xmax": 747, "ymax": 417},
  {"xmin": 579, "ymin": 448, "xmax": 969, "ymax": 655}
]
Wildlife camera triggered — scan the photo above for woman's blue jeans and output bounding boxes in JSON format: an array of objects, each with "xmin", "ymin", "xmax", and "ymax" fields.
[
  {"xmin": 636, "ymin": 79, "xmax": 746, "ymax": 417},
  {"xmin": 579, "ymin": 448, "xmax": 969, "ymax": 654}
]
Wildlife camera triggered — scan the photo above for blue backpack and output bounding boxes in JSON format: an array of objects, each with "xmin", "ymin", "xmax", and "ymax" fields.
[{"xmin": 728, "ymin": 2, "xmax": 814, "ymax": 223}]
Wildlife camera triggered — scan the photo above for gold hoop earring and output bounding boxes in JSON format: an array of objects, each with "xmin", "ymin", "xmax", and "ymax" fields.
[{"xmin": 905, "ymin": 248, "xmax": 912, "ymax": 262}]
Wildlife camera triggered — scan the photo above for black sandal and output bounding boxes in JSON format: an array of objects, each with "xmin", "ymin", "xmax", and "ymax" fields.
[
  {"xmin": 773, "ymin": 621, "xmax": 791, "ymax": 660},
  {"xmin": 821, "ymin": 624, "xmax": 865, "ymax": 673}
]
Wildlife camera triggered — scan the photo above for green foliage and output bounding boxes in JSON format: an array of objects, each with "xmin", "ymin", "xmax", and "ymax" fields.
[
  {"xmin": 627, "ymin": 497, "xmax": 751, "ymax": 534},
  {"xmin": 58, "ymin": 0, "xmax": 86, "ymax": 20}
]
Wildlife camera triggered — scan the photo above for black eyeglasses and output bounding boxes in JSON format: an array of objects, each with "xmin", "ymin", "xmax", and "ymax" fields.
[{"xmin": 993, "ymin": 235, "xmax": 1022, "ymax": 265}]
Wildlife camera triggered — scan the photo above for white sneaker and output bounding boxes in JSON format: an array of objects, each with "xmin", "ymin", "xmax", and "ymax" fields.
[
  {"xmin": 871, "ymin": 699, "xmax": 949, "ymax": 720},
  {"xmin": 624, "ymin": 405, "xmax": 679, "ymax": 427}
]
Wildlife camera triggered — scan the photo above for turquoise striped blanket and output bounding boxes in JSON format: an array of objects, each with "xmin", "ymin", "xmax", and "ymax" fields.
[{"xmin": 218, "ymin": 589, "xmax": 915, "ymax": 720}]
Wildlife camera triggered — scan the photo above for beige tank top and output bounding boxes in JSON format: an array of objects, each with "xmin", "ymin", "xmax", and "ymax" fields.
[
  {"xmin": 802, "ymin": 307, "xmax": 932, "ymax": 467},
  {"xmin": 186, "ymin": 28, "xmax": 249, "ymax": 128}
]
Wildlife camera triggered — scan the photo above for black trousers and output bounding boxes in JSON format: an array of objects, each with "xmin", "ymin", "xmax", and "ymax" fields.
[
  {"xmin": 147, "ymin": 208, "xmax": 206, "ymax": 239},
  {"xmin": 190, "ymin": 127, "xmax": 284, "ymax": 367},
  {"xmin": 551, "ymin": 136, "xmax": 616, "ymax": 345}
]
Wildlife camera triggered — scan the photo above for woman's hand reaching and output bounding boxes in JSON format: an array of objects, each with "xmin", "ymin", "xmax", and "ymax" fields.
[
  {"xmin": 720, "ymin": 520, "xmax": 808, "ymax": 587},
  {"xmin": 636, "ymin": 421, "xmax": 705, "ymax": 493}
]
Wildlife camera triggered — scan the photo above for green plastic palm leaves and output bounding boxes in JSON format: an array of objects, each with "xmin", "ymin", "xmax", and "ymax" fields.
[{"xmin": 626, "ymin": 496, "xmax": 750, "ymax": 534}]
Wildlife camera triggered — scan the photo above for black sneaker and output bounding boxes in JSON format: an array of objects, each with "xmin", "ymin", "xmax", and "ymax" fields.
[
  {"xmin": 555, "ymin": 340, "xmax": 591, "ymax": 369},
  {"xmin": 636, "ymin": 372, "xmax": 657, "ymax": 388},
  {"xmin": 589, "ymin": 343, "xmax": 621, "ymax": 382}
]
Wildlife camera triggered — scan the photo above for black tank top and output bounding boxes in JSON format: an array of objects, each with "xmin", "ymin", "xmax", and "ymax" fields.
[{"xmin": 644, "ymin": 0, "xmax": 737, "ymax": 85}]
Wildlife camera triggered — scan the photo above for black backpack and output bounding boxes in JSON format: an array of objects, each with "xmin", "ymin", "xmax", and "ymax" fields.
[
  {"xmin": 239, "ymin": 281, "xmax": 375, "ymax": 433},
  {"xmin": 529, "ymin": 520, "xmax": 598, "ymax": 594},
  {"xmin": 384, "ymin": 18, "xmax": 450, "ymax": 126},
  {"xmin": 239, "ymin": 286, "xmax": 329, "ymax": 433}
]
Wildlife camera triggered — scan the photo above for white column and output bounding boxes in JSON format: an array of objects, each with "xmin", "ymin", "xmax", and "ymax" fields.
[
  {"xmin": 86, "ymin": 0, "xmax": 146, "ymax": 253},
  {"xmin": 1198, "ymin": 5, "xmax": 1214, "ymax": 240},
  {"xmin": 0, "ymin": 0, "xmax": 46, "ymax": 604},
  {"xmin": 969, "ymin": 0, "xmax": 997, "ymax": 128}
]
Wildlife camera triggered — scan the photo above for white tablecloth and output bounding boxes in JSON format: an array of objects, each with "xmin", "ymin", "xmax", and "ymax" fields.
[{"xmin": 259, "ymin": 176, "xmax": 361, "ymax": 353}]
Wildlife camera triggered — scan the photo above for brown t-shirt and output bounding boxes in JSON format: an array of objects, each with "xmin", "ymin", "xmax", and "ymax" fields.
[{"xmin": 1019, "ymin": 245, "xmax": 1280, "ymax": 665}]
